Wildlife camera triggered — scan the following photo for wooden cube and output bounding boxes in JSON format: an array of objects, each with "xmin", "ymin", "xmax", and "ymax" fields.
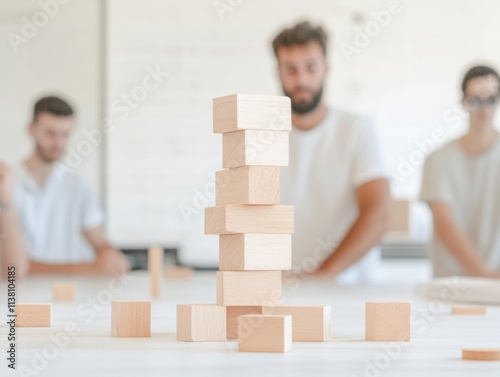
[
  {"xmin": 205, "ymin": 205, "xmax": 294, "ymax": 235},
  {"xmin": 165, "ymin": 266, "xmax": 194, "ymax": 279},
  {"xmin": 223, "ymin": 130, "xmax": 289, "ymax": 168},
  {"xmin": 215, "ymin": 166, "xmax": 280, "ymax": 205},
  {"xmin": 16, "ymin": 304, "xmax": 51, "ymax": 327},
  {"xmin": 238, "ymin": 315, "xmax": 292, "ymax": 353},
  {"xmin": 365, "ymin": 302, "xmax": 410, "ymax": 341},
  {"xmin": 148, "ymin": 246, "xmax": 164, "ymax": 298},
  {"xmin": 452, "ymin": 306, "xmax": 487, "ymax": 315},
  {"xmin": 262, "ymin": 305, "xmax": 331, "ymax": 341},
  {"xmin": 219, "ymin": 234, "xmax": 291, "ymax": 271},
  {"xmin": 213, "ymin": 94, "xmax": 291, "ymax": 134},
  {"xmin": 111, "ymin": 302, "xmax": 151, "ymax": 337},
  {"xmin": 53, "ymin": 282, "xmax": 75, "ymax": 302},
  {"xmin": 217, "ymin": 271, "xmax": 282, "ymax": 306},
  {"xmin": 177, "ymin": 304, "xmax": 226, "ymax": 341},
  {"xmin": 226, "ymin": 306, "xmax": 262, "ymax": 339}
]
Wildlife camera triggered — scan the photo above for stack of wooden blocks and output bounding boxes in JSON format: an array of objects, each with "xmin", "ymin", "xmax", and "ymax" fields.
[{"xmin": 177, "ymin": 94, "xmax": 331, "ymax": 352}]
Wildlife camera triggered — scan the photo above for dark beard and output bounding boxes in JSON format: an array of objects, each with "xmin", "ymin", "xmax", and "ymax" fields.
[{"xmin": 284, "ymin": 86, "xmax": 323, "ymax": 114}]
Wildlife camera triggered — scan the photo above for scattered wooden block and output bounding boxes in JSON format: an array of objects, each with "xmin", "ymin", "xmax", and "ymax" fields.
[
  {"xmin": 213, "ymin": 94, "xmax": 291, "ymax": 134},
  {"xmin": 177, "ymin": 304, "xmax": 226, "ymax": 341},
  {"xmin": 238, "ymin": 314, "xmax": 292, "ymax": 353},
  {"xmin": 215, "ymin": 166, "xmax": 280, "ymax": 205},
  {"xmin": 148, "ymin": 246, "xmax": 164, "ymax": 298},
  {"xmin": 365, "ymin": 302, "xmax": 411, "ymax": 342},
  {"xmin": 111, "ymin": 301, "xmax": 151, "ymax": 337},
  {"xmin": 226, "ymin": 306, "xmax": 262, "ymax": 339},
  {"xmin": 219, "ymin": 234, "xmax": 291, "ymax": 271},
  {"xmin": 462, "ymin": 348, "xmax": 500, "ymax": 361},
  {"xmin": 452, "ymin": 306, "xmax": 487, "ymax": 315},
  {"xmin": 262, "ymin": 305, "xmax": 331, "ymax": 341},
  {"xmin": 16, "ymin": 304, "xmax": 51, "ymax": 327},
  {"xmin": 53, "ymin": 282, "xmax": 75, "ymax": 302},
  {"xmin": 165, "ymin": 266, "xmax": 194, "ymax": 279},
  {"xmin": 205, "ymin": 205, "xmax": 294, "ymax": 235},
  {"xmin": 217, "ymin": 271, "xmax": 282, "ymax": 306},
  {"xmin": 223, "ymin": 130, "xmax": 289, "ymax": 168}
]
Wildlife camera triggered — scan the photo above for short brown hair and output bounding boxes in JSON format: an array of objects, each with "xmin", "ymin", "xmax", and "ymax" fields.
[
  {"xmin": 272, "ymin": 21, "xmax": 328, "ymax": 57},
  {"xmin": 33, "ymin": 96, "xmax": 74, "ymax": 121}
]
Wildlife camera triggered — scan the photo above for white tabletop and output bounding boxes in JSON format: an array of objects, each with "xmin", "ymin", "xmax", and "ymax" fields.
[{"xmin": 2, "ymin": 260, "xmax": 499, "ymax": 377}]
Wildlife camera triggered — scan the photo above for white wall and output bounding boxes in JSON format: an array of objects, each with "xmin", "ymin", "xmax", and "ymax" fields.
[{"xmin": 0, "ymin": 0, "xmax": 103, "ymax": 191}]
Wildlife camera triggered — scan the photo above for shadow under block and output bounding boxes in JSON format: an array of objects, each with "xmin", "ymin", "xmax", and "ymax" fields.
[
  {"xmin": 222, "ymin": 130, "xmax": 289, "ymax": 168},
  {"xmin": 205, "ymin": 205, "xmax": 294, "ymax": 235},
  {"xmin": 226, "ymin": 306, "xmax": 262, "ymax": 339},
  {"xmin": 238, "ymin": 315, "xmax": 292, "ymax": 353},
  {"xmin": 262, "ymin": 305, "xmax": 331, "ymax": 341},
  {"xmin": 462, "ymin": 349, "xmax": 500, "ymax": 361},
  {"xmin": 217, "ymin": 271, "xmax": 282, "ymax": 306},
  {"xmin": 177, "ymin": 304, "xmax": 226, "ymax": 341},
  {"xmin": 111, "ymin": 301, "xmax": 151, "ymax": 338},
  {"xmin": 16, "ymin": 304, "xmax": 51, "ymax": 327},
  {"xmin": 53, "ymin": 282, "xmax": 75, "ymax": 301},
  {"xmin": 148, "ymin": 246, "xmax": 164, "ymax": 298},
  {"xmin": 365, "ymin": 302, "xmax": 411, "ymax": 341},
  {"xmin": 219, "ymin": 234, "xmax": 291, "ymax": 271},
  {"xmin": 213, "ymin": 94, "xmax": 291, "ymax": 134},
  {"xmin": 215, "ymin": 166, "xmax": 280, "ymax": 205},
  {"xmin": 452, "ymin": 306, "xmax": 487, "ymax": 315}
]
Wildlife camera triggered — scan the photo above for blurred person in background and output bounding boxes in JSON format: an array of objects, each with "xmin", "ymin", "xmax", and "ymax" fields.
[{"xmin": 0, "ymin": 96, "xmax": 130, "ymax": 279}]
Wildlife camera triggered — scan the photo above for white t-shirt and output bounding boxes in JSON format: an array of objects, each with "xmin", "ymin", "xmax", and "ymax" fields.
[
  {"xmin": 13, "ymin": 163, "xmax": 104, "ymax": 263},
  {"xmin": 281, "ymin": 108, "xmax": 388, "ymax": 284},
  {"xmin": 420, "ymin": 137, "xmax": 500, "ymax": 277}
]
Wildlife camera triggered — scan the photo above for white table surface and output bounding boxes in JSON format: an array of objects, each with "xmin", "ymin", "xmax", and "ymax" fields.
[{"xmin": 1, "ymin": 260, "xmax": 499, "ymax": 377}]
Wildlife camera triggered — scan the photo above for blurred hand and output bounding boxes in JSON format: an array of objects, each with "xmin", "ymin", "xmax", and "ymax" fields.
[
  {"xmin": 92, "ymin": 248, "xmax": 131, "ymax": 276},
  {"xmin": 0, "ymin": 162, "xmax": 14, "ymax": 205}
]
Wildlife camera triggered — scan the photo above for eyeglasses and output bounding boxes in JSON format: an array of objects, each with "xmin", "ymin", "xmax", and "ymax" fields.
[{"xmin": 463, "ymin": 95, "xmax": 499, "ymax": 111}]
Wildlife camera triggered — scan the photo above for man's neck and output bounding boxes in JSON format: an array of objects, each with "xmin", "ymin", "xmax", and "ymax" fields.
[
  {"xmin": 291, "ymin": 101, "xmax": 329, "ymax": 131},
  {"xmin": 24, "ymin": 153, "xmax": 54, "ymax": 186}
]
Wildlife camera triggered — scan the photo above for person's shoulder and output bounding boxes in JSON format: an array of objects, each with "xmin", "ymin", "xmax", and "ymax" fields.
[{"xmin": 427, "ymin": 138, "xmax": 460, "ymax": 161}]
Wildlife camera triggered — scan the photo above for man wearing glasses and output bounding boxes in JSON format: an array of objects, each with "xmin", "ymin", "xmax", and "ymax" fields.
[{"xmin": 421, "ymin": 65, "xmax": 500, "ymax": 278}]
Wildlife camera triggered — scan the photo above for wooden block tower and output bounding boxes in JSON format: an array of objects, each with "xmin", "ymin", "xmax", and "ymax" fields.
[{"xmin": 177, "ymin": 94, "xmax": 331, "ymax": 351}]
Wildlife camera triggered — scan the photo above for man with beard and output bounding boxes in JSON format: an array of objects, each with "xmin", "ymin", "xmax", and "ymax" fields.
[
  {"xmin": 0, "ymin": 96, "xmax": 130, "ymax": 279},
  {"xmin": 273, "ymin": 22, "xmax": 391, "ymax": 283}
]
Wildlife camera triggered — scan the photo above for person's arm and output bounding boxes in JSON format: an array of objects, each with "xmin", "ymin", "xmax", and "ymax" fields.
[
  {"xmin": 0, "ymin": 163, "xmax": 30, "ymax": 279},
  {"xmin": 311, "ymin": 178, "xmax": 391, "ymax": 277},
  {"xmin": 429, "ymin": 202, "xmax": 500, "ymax": 278}
]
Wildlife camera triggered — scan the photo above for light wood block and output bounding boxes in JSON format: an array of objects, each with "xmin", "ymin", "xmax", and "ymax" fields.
[
  {"xmin": 452, "ymin": 306, "xmax": 487, "ymax": 315},
  {"xmin": 205, "ymin": 205, "xmax": 294, "ymax": 235},
  {"xmin": 226, "ymin": 306, "xmax": 262, "ymax": 339},
  {"xmin": 213, "ymin": 94, "xmax": 291, "ymax": 134},
  {"xmin": 215, "ymin": 166, "xmax": 280, "ymax": 205},
  {"xmin": 217, "ymin": 271, "xmax": 282, "ymax": 306},
  {"xmin": 148, "ymin": 246, "xmax": 164, "ymax": 298},
  {"xmin": 53, "ymin": 282, "xmax": 75, "ymax": 302},
  {"xmin": 365, "ymin": 302, "xmax": 411, "ymax": 341},
  {"xmin": 223, "ymin": 130, "xmax": 289, "ymax": 168},
  {"xmin": 219, "ymin": 234, "xmax": 291, "ymax": 271},
  {"xmin": 165, "ymin": 266, "xmax": 194, "ymax": 279},
  {"xmin": 16, "ymin": 304, "xmax": 51, "ymax": 327},
  {"xmin": 111, "ymin": 301, "xmax": 151, "ymax": 337},
  {"xmin": 262, "ymin": 305, "xmax": 331, "ymax": 341},
  {"xmin": 238, "ymin": 314, "xmax": 292, "ymax": 353},
  {"xmin": 177, "ymin": 304, "xmax": 226, "ymax": 341},
  {"xmin": 389, "ymin": 200, "xmax": 411, "ymax": 233},
  {"xmin": 462, "ymin": 348, "xmax": 500, "ymax": 361}
]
